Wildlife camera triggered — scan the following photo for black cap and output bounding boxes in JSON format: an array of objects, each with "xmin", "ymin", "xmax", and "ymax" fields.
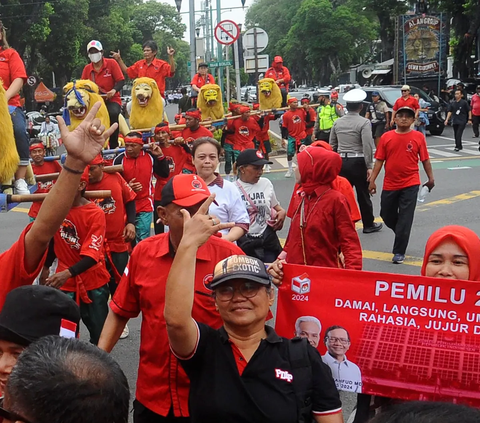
[
  {"xmin": 198, "ymin": 62, "xmax": 208, "ymax": 68},
  {"xmin": 208, "ymin": 255, "xmax": 271, "ymax": 289},
  {"xmin": 0, "ymin": 286, "xmax": 80, "ymax": 346},
  {"xmin": 396, "ymin": 106, "xmax": 416, "ymax": 117},
  {"xmin": 236, "ymin": 149, "xmax": 273, "ymax": 167}
]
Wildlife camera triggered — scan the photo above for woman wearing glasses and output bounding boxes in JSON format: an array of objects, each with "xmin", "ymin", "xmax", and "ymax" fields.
[{"xmin": 164, "ymin": 197, "xmax": 343, "ymax": 423}]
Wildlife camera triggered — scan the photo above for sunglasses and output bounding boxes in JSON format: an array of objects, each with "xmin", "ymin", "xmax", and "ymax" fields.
[{"xmin": 0, "ymin": 405, "xmax": 33, "ymax": 423}]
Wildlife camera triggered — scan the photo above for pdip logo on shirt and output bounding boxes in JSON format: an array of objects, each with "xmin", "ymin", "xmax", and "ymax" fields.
[
  {"xmin": 275, "ymin": 368, "xmax": 293, "ymax": 383},
  {"xmin": 166, "ymin": 156, "xmax": 175, "ymax": 172},
  {"xmin": 293, "ymin": 115, "xmax": 302, "ymax": 124},
  {"xmin": 406, "ymin": 141, "xmax": 413, "ymax": 153},
  {"xmin": 60, "ymin": 219, "xmax": 81, "ymax": 250},
  {"xmin": 291, "ymin": 272, "xmax": 311, "ymax": 294},
  {"xmin": 96, "ymin": 197, "xmax": 117, "ymax": 214},
  {"xmin": 239, "ymin": 126, "xmax": 250, "ymax": 136}
]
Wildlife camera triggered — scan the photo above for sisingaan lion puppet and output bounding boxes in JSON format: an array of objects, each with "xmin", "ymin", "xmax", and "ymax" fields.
[
  {"xmin": 197, "ymin": 84, "xmax": 224, "ymax": 120},
  {"xmin": 129, "ymin": 77, "xmax": 164, "ymax": 130},
  {"xmin": 258, "ymin": 78, "xmax": 282, "ymax": 110},
  {"xmin": 0, "ymin": 80, "xmax": 19, "ymax": 185}
]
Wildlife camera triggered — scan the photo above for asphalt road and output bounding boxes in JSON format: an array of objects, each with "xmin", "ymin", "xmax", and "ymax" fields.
[{"xmin": 1, "ymin": 103, "xmax": 480, "ymax": 419}]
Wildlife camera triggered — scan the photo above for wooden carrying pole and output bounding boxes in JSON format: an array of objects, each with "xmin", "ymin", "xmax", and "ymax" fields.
[
  {"xmin": 8, "ymin": 190, "xmax": 112, "ymax": 203},
  {"xmin": 35, "ymin": 165, "xmax": 123, "ymax": 183}
]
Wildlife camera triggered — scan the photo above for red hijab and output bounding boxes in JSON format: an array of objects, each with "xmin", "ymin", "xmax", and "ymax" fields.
[{"xmin": 421, "ymin": 225, "xmax": 480, "ymax": 281}]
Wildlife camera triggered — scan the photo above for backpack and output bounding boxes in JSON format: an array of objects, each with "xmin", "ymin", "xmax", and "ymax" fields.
[{"xmin": 288, "ymin": 337, "xmax": 314, "ymax": 423}]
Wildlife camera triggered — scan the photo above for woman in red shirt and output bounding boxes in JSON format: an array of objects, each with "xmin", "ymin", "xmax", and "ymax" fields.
[
  {"xmin": 0, "ymin": 21, "xmax": 30, "ymax": 194},
  {"xmin": 190, "ymin": 63, "xmax": 215, "ymax": 107}
]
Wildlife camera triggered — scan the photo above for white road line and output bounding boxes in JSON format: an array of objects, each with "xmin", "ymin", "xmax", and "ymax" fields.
[
  {"xmin": 275, "ymin": 157, "xmax": 289, "ymax": 167},
  {"xmin": 427, "ymin": 148, "xmax": 461, "ymax": 157},
  {"xmin": 460, "ymin": 148, "xmax": 480, "ymax": 156},
  {"xmin": 447, "ymin": 166, "xmax": 472, "ymax": 170}
]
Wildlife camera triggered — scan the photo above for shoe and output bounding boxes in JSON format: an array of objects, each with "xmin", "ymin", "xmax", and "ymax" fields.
[
  {"xmin": 285, "ymin": 170, "xmax": 293, "ymax": 178},
  {"xmin": 264, "ymin": 165, "xmax": 271, "ymax": 173},
  {"xmin": 362, "ymin": 222, "xmax": 383, "ymax": 233},
  {"xmin": 14, "ymin": 179, "xmax": 30, "ymax": 195},
  {"xmin": 392, "ymin": 254, "xmax": 405, "ymax": 264},
  {"xmin": 120, "ymin": 324, "xmax": 129, "ymax": 339},
  {"xmin": 473, "ymin": 135, "xmax": 479, "ymax": 138}
]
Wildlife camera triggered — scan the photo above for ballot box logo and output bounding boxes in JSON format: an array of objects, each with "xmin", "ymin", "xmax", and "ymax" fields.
[{"xmin": 291, "ymin": 273, "xmax": 311, "ymax": 294}]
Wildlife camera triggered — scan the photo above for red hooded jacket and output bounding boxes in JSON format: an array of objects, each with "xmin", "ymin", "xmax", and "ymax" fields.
[{"xmin": 283, "ymin": 147, "xmax": 362, "ymax": 269}]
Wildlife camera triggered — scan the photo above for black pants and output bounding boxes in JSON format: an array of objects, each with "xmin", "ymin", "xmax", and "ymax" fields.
[
  {"xmin": 473, "ymin": 115, "xmax": 480, "ymax": 137},
  {"xmin": 340, "ymin": 157, "xmax": 375, "ymax": 228},
  {"xmin": 380, "ymin": 185, "xmax": 419, "ymax": 255},
  {"xmin": 133, "ymin": 400, "xmax": 190, "ymax": 423},
  {"xmin": 154, "ymin": 200, "xmax": 165, "ymax": 235},
  {"xmin": 280, "ymin": 88, "xmax": 288, "ymax": 107},
  {"xmin": 106, "ymin": 101, "xmax": 121, "ymax": 149},
  {"xmin": 315, "ymin": 130, "xmax": 331, "ymax": 142},
  {"xmin": 105, "ymin": 251, "xmax": 129, "ymax": 296},
  {"xmin": 452, "ymin": 122, "xmax": 466, "ymax": 149}
]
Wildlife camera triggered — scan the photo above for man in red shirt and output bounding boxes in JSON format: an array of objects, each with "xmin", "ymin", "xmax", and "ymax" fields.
[
  {"xmin": 222, "ymin": 104, "xmax": 241, "ymax": 180},
  {"xmin": 390, "ymin": 85, "xmax": 420, "ymax": 126},
  {"xmin": 301, "ymin": 97, "xmax": 316, "ymax": 145},
  {"xmin": 190, "ymin": 62, "xmax": 215, "ymax": 107},
  {"xmin": 225, "ymin": 106, "xmax": 260, "ymax": 157},
  {"xmin": 265, "ymin": 56, "xmax": 291, "ymax": 107},
  {"xmin": 98, "ymin": 174, "xmax": 243, "ymax": 423},
  {"xmin": 176, "ymin": 109, "xmax": 213, "ymax": 146},
  {"xmin": 471, "ymin": 85, "xmax": 480, "ymax": 141},
  {"xmin": 40, "ymin": 161, "xmax": 111, "ymax": 345},
  {"xmin": 113, "ymin": 132, "xmax": 169, "ymax": 244},
  {"xmin": 282, "ymin": 98, "xmax": 308, "ymax": 177},
  {"xmin": 369, "ymin": 107, "xmax": 435, "ymax": 264},
  {"xmin": 28, "ymin": 141, "xmax": 62, "ymax": 220},
  {"xmin": 111, "ymin": 40, "xmax": 175, "ymax": 98},
  {"xmin": 253, "ymin": 104, "xmax": 275, "ymax": 173},
  {"xmin": 82, "ymin": 40, "xmax": 125, "ymax": 149},
  {"xmin": 0, "ymin": 101, "xmax": 117, "ymax": 311}
]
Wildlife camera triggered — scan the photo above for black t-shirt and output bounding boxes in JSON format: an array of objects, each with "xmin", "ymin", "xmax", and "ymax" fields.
[
  {"xmin": 448, "ymin": 99, "xmax": 470, "ymax": 125},
  {"xmin": 178, "ymin": 95, "xmax": 192, "ymax": 113},
  {"xmin": 178, "ymin": 323, "xmax": 341, "ymax": 423}
]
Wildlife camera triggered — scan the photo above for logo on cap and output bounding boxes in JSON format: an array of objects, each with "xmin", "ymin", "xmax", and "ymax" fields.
[
  {"xmin": 192, "ymin": 177, "xmax": 203, "ymax": 190},
  {"xmin": 256, "ymin": 151, "xmax": 264, "ymax": 159}
]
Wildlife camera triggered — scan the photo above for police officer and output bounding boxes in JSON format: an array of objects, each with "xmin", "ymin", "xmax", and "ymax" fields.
[
  {"xmin": 330, "ymin": 89, "xmax": 382, "ymax": 234},
  {"xmin": 314, "ymin": 92, "xmax": 341, "ymax": 141}
]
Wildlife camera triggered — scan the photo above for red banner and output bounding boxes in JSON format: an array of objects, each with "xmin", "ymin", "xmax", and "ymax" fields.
[{"xmin": 275, "ymin": 264, "xmax": 480, "ymax": 406}]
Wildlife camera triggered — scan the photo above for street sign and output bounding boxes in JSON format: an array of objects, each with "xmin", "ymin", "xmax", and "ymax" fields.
[
  {"xmin": 244, "ymin": 54, "xmax": 269, "ymax": 74},
  {"xmin": 243, "ymin": 27, "xmax": 269, "ymax": 53},
  {"xmin": 214, "ymin": 20, "xmax": 240, "ymax": 46},
  {"xmin": 27, "ymin": 76, "xmax": 37, "ymax": 87},
  {"xmin": 209, "ymin": 60, "xmax": 233, "ymax": 68}
]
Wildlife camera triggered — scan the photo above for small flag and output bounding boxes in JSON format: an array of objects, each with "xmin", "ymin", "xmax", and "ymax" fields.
[{"xmin": 59, "ymin": 319, "xmax": 77, "ymax": 339}]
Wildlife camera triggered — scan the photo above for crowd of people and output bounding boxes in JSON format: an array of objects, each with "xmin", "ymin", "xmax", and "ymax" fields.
[{"xmin": 2, "ymin": 27, "xmax": 480, "ymax": 423}]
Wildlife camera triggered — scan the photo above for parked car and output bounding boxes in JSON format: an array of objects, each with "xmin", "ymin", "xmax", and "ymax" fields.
[{"xmin": 361, "ymin": 85, "xmax": 447, "ymax": 135}]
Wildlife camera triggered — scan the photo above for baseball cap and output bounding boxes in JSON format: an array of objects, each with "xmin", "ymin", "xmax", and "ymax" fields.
[
  {"xmin": 0, "ymin": 286, "xmax": 80, "ymax": 346},
  {"xmin": 198, "ymin": 62, "xmax": 208, "ymax": 68},
  {"xmin": 207, "ymin": 255, "xmax": 272, "ymax": 289},
  {"xmin": 236, "ymin": 149, "xmax": 273, "ymax": 167},
  {"xmin": 87, "ymin": 40, "xmax": 103, "ymax": 52},
  {"xmin": 160, "ymin": 174, "xmax": 211, "ymax": 207},
  {"xmin": 274, "ymin": 56, "xmax": 283, "ymax": 63},
  {"xmin": 396, "ymin": 106, "xmax": 415, "ymax": 117},
  {"xmin": 372, "ymin": 91, "xmax": 380, "ymax": 96},
  {"xmin": 401, "ymin": 85, "xmax": 410, "ymax": 91}
]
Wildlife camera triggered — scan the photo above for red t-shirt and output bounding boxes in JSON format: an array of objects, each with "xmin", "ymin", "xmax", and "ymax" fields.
[
  {"xmin": 264, "ymin": 66, "xmax": 291, "ymax": 91},
  {"xmin": 53, "ymin": 202, "xmax": 110, "ymax": 299},
  {"xmin": 190, "ymin": 73, "xmax": 215, "ymax": 89},
  {"xmin": 0, "ymin": 47, "xmax": 27, "ymax": 107},
  {"xmin": 114, "ymin": 151, "xmax": 155, "ymax": 213},
  {"xmin": 29, "ymin": 160, "xmax": 63, "ymax": 218},
  {"xmin": 110, "ymin": 234, "xmax": 243, "ymax": 417},
  {"xmin": 282, "ymin": 109, "xmax": 307, "ymax": 141},
  {"xmin": 471, "ymin": 94, "xmax": 480, "ymax": 116},
  {"xmin": 181, "ymin": 126, "xmax": 213, "ymax": 145},
  {"xmin": 305, "ymin": 107, "xmax": 316, "ymax": 136},
  {"xmin": 227, "ymin": 117, "xmax": 260, "ymax": 151},
  {"xmin": 256, "ymin": 114, "xmax": 275, "ymax": 142},
  {"xmin": 154, "ymin": 145, "xmax": 191, "ymax": 201},
  {"xmin": 393, "ymin": 96, "xmax": 420, "ymax": 111},
  {"xmin": 81, "ymin": 58, "xmax": 125, "ymax": 106},
  {"xmin": 127, "ymin": 58, "xmax": 173, "ymax": 97},
  {"xmin": 375, "ymin": 130, "xmax": 429, "ymax": 191},
  {"xmin": 0, "ymin": 224, "xmax": 47, "ymax": 310},
  {"xmin": 87, "ymin": 172, "xmax": 136, "ymax": 253}
]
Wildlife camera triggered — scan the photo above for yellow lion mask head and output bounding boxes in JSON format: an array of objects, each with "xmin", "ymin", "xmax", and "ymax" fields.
[
  {"xmin": 197, "ymin": 84, "xmax": 224, "ymax": 120},
  {"xmin": 63, "ymin": 80, "xmax": 110, "ymax": 132},
  {"xmin": 130, "ymin": 77, "xmax": 164, "ymax": 130},
  {"xmin": 0, "ymin": 80, "xmax": 20, "ymax": 183},
  {"xmin": 258, "ymin": 78, "xmax": 282, "ymax": 110}
]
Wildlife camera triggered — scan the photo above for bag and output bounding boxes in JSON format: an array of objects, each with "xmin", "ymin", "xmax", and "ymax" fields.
[
  {"xmin": 287, "ymin": 337, "xmax": 313, "ymax": 423},
  {"xmin": 236, "ymin": 180, "xmax": 277, "ymax": 227}
]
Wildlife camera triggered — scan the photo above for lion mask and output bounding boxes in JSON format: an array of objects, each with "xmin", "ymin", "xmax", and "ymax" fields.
[
  {"xmin": 197, "ymin": 84, "xmax": 224, "ymax": 120},
  {"xmin": 0, "ymin": 80, "xmax": 20, "ymax": 183},
  {"xmin": 258, "ymin": 78, "xmax": 282, "ymax": 110},
  {"xmin": 63, "ymin": 80, "xmax": 110, "ymax": 132},
  {"xmin": 130, "ymin": 77, "xmax": 164, "ymax": 130}
]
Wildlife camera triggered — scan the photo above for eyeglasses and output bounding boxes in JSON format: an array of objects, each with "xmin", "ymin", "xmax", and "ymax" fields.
[
  {"xmin": 0, "ymin": 405, "xmax": 33, "ymax": 423},
  {"xmin": 326, "ymin": 336, "xmax": 350, "ymax": 345},
  {"xmin": 401, "ymin": 90, "xmax": 409, "ymax": 92},
  {"xmin": 214, "ymin": 282, "xmax": 263, "ymax": 301}
]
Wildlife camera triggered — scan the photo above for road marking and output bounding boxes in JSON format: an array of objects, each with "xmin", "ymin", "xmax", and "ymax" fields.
[
  {"xmin": 461, "ymin": 148, "xmax": 480, "ymax": 156},
  {"xmin": 275, "ymin": 157, "xmax": 288, "ymax": 167},
  {"xmin": 432, "ymin": 136, "xmax": 477, "ymax": 145},
  {"xmin": 427, "ymin": 148, "xmax": 461, "ymax": 157},
  {"xmin": 9, "ymin": 207, "xmax": 29, "ymax": 214},
  {"xmin": 416, "ymin": 190, "xmax": 480, "ymax": 212},
  {"xmin": 447, "ymin": 166, "xmax": 472, "ymax": 170}
]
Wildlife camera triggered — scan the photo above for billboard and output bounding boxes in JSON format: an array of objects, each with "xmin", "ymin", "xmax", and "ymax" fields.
[{"xmin": 398, "ymin": 14, "xmax": 447, "ymax": 81}]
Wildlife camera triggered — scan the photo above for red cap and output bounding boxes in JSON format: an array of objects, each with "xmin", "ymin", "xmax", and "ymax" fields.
[
  {"xmin": 252, "ymin": 103, "xmax": 260, "ymax": 110},
  {"xmin": 331, "ymin": 90, "xmax": 339, "ymax": 99},
  {"xmin": 159, "ymin": 174, "xmax": 211, "ymax": 207},
  {"xmin": 287, "ymin": 98, "xmax": 298, "ymax": 104},
  {"xmin": 185, "ymin": 109, "xmax": 202, "ymax": 120},
  {"xmin": 29, "ymin": 143, "xmax": 45, "ymax": 151},
  {"xmin": 274, "ymin": 56, "xmax": 283, "ymax": 63},
  {"xmin": 90, "ymin": 154, "xmax": 104, "ymax": 165}
]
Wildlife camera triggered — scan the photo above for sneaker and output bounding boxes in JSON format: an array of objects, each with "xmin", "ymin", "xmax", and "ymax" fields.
[
  {"xmin": 14, "ymin": 178, "xmax": 30, "ymax": 195},
  {"xmin": 264, "ymin": 165, "xmax": 271, "ymax": 173},
  {"xmin": 362, "ymin": 222, "xmax": 383, "ymax": 234},
  {"xmin": 285, "ymin": 170, "xmax": 293, "ymax": 178},
  {"xmin": 454, "ymin": 147, "xmax": 460, "ymax": 151},
  {"xmin": 392, "ymin": 254, "xmax": 405, "ymax": 264},
  {"xmin": 120, "ymin": 324, "xmax": 129, "ymax": 339}
]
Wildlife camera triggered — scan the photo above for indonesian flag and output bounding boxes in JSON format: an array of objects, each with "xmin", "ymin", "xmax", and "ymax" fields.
[{"xmin": 59, "ymin": 319, "xmax": 77, "ymax": 339}]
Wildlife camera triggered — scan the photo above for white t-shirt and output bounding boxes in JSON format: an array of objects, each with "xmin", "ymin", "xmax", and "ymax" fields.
[
  {"xmin": 322, "ymin": 353, "xmax": 362, "ymax": 393},
  {"xmin": 235, "ymin": 178, "xmax": 279, "ymax": 236},
  {"xmin": 208, "ymin": 179, "xmax": 250, "ymax": 235}
]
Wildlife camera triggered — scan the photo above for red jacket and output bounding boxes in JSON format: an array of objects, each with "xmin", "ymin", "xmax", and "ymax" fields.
[{"xmin": 264, "ymin": 65, "xmax": 291, "ymax": 91}]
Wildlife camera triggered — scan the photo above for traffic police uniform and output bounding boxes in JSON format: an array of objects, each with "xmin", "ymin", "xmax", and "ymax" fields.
[{"xmin": 330, "ymin": 89, "xmax": 382, "ymax": 233}]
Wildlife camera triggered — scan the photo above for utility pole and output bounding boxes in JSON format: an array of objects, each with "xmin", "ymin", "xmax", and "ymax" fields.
[
  {"xmin": 254, "ymin": 27, "xmax": 259, "ymax": 99},
  {"xmin": 189, "ymin": 0, "xmax": 197, "ymax": 79},
  {"xmin": 233, "ymin": 33, "xmax": 242, "ymax": 101},
  {"xmin": 204, "ymin": 0, "xmax": 210, "ymax": 62},
  {"xmin": 216, "ymin": 0, "xmax": 223, "ymax": 97}
]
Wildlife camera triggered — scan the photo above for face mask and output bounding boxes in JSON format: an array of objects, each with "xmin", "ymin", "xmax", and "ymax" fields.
[{"xmin": 88, "ymin": 52, "xmax": 102, "ymax": 63}]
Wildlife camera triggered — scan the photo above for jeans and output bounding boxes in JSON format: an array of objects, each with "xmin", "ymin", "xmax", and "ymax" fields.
[
  {"xmin": 452, "ymin": 122, "xmax": 466, "ymax": 149},
  {"xmin": 472, "ymin": 114, "xmax": 480, "ymax": 137},
  {"xmin": 135, "ymin": 212, "xmax": 153, "ymax": 244},
  {"xmin": 106, "ymin": 101, "xmax": 121, "ymax": 149},
  {"xmin": 10, "ymin": 107, "xmax": 30, "ymax": 165},
  {"xmin": 380, "ymin": 185, "xmax": 419, "ymax": 255}
]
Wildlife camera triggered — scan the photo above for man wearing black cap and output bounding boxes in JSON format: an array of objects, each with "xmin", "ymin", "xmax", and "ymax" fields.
[
  {"xmin": 0, "ymin": 285, "xmax": 80, "ymax": 393},
  {"xmin": 190, "ymin": 63, "xmax": 215, "ymax": 107},
  {"xmin": 365, "ymin": 91, "xmax": 390, "ymax": 147},
  {"xmin": 98, "ymin": 174, "xmax": 243, "ymax": 423}
]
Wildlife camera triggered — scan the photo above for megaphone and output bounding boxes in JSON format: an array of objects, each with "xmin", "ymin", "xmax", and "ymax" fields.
[{"xmin": 362, "ymin": 68, "xmax": 373, "ymax": 79}]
